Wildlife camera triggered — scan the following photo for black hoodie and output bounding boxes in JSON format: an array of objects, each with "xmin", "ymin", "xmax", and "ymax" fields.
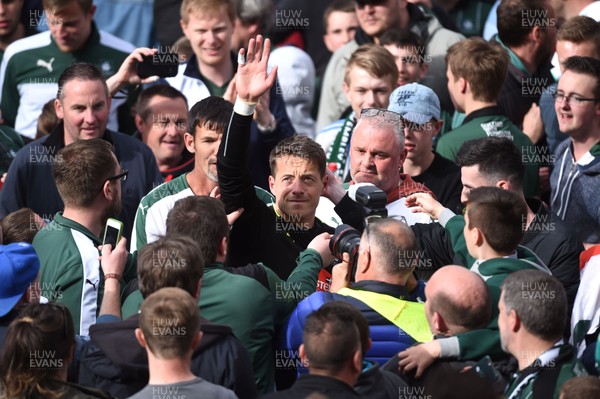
[{"xmin": 78, "ymin": 314, "xmax": 257, "ymax": 399}]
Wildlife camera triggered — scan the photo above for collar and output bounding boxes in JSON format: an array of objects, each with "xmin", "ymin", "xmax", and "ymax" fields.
[
  {"xmin": 568, "ymin": 140, "xmax": 600, "ymax": 166},
  {"xmin": 183, "ymin": 52, "xmax": 236, "ymax": 83},
  {"xmin": 472, "ymin": 252, "xmax": 518, "ymax": 275},
  {"xmin": 349, "ymin": 280, "xmax": 412, "ymax": 300},
  {"xmin": 43, "ymin": 121, "xmax": 114, "ymax": 151},
  {"xmin": 52, "ymin": 212, "xmax": 101, "ymax": 245},
  {"xmin": 496, "ymin": 36, "xmax": 530, "ymax": 76},
  {"xmin": 462, "ymin": 106, "xmax": 503, "ymax": 124}
]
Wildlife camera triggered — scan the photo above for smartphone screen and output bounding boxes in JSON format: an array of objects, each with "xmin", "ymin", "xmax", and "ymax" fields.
[{"xmin": 102, "ymin": 219, "xmax": 123, "ymax": 248}]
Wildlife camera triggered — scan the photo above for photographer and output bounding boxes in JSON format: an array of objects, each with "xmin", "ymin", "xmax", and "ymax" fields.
[{"xmin": 284, "ymin": 218, "xmax": 430, "ymax": 369}]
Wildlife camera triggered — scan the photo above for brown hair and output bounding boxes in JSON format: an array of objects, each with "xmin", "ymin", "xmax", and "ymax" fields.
[
  {"xmin": 557, "ymin": 15, "xmax": 600, "ymax": 58},
  {"xmin": 43, "ymin": 0, "xmax": 93, "ymax": 13},
  {"xmin": 269, "ymin": 135, "xmax": 327, "ymax": 178},
  {"xmin": 1, "ymin": 208, "xmax": 43, "ymax": 244},
  {"xmin": 560, "ymin": 376, "xmax": 600, "ymax": 399},
  {"xmin": 36, "ymin": 100, "xmax": 59, "ymax": 140},
  {"xmin": 445, "ymin": 38, "xmax": 509, "ymax": 103},
  {"xmin": 180, "ymin": 0, "xmax": 236, "ymax": 24},
  {"xmin": 137, "ymin": 235, "xmax": 204, "ymax": 299},
  {"xmin": 139, "ymin": 287, "xmax": 200, "ymax": 359},
  {"xmin": 53, "ymin": 139, "xmax": 117, "ymax": 208},
  {"xmin": 0, "ymin": 303, "xmax": 75, "ymax": 399},
  {"xmin": 166, "ymin": 196, "xmax": 228, "ymax": 265},
  {"xmin": 465, "ymin": 187, "xmax": 527, "ymax": 254},
  {"xmin": 344, "ymin": 44, "xmax": 398, "ymax": 88},
  {"xmin": 497, "ymin": 0, "xmax": 553, "ymax": 47},
  {"xmin": 135, "ymin": 85, "xmax": 188, "ymax": 123},
  {"xmin": 323, "ymin": 0, "xmax": 355, "ymax": 32}
]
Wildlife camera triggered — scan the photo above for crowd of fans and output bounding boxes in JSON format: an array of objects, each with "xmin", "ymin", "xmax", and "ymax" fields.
[{"xmin": 1, "ymin": 0, "xmax": 600, "ymax": 398}]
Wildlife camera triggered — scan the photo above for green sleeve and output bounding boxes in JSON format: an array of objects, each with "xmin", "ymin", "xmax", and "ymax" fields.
[
  {"xmin": 133, "ymin": 206, "xmax": 147, "ymax": 251},
  {"xmin": 263, "ymin": 249, "xmax": 322, "ymax": 327},
  {"xmin": 456, "ymin": 327, "xmax": 505, "ymax": 361},
  {"xmin": 1, "ymin": 57, "xmax": 20, "ymax": 128}
]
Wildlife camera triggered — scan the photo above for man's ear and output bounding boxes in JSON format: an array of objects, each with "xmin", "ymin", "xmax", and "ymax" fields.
[
  {"xmin": 193, "ymin": 278, "xmax": 201, "ymax": 300},
  {"xmin": 433, "ymin": 311, "xmax": 449, "ymax": 334},
  {"xmin": 135, "ymin": 115, "xmax": 146, "ymax": 138},
  {"xmin": 184, "ymin": 132, "xmax": 195, "ymax": 153},
  {"xmin": 180, "ymin": 19, "xmax": 189, "ymax": 39},
  {"xmin": 366, "ymin": 338, "xmax": 373, "ymax": 353},
  {"xmin": 102, "ymin": 180, "xmax": 113, "ymax": 201},
  {"xmin": 473, "ymin": 226, "xmax": 485, "ymax": 247},
  {"xmin": 321, "ymin": 172, "xmax": 328, "ymax": 192},
  {"xmin": 419, "ymin": 63, "xmax": 429, "ymax": 81},
  {"xmin": 268, "ymin": 175, "xmax": 276, "ymax": 195},
  {"xmin": 496, "ymin": 179, "xmax": 510, "ymax": 191},
  {"xmin": 134, "ymin": 328, "xmax": 147, "ymax": 348},
  {"xmin": 459, "ymin": 76, "xmax": 468, "ymax": 94},
  {"xmin": 431, "ymin": 120, "xmax": 443, "ymax": 138},
  {"xmin": 191, "ymin": 330, "xmax": 203, "ymax": 350},
  {"xmin": 343, "ymin": 81, "xmax": 351, "ymax": 102},
  {"xmin": 509, "ymin": 309, "xmax": 521, "ymax": 333},
  {"xmin": 352, "ymin": 347, "xmax": 362, "ymax": 373},
  {"xmin": 88, "ymin": 4, "xmax": 97, "ymax": 18},
  {"xmin": 219, "ymin": 236, "xmax": 227, "ymax": 256},
  {"xmin": 299, "ymin": 344, "xmax": 308, "ymax": 365},
  {"xmin": 55, "ymin": 99, "xmax": 64, "ymax": 119}
]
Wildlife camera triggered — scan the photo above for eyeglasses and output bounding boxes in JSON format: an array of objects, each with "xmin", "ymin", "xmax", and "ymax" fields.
[
  {"xmin": 107, "ymin": 169, "xmax": 128, "ymax": 182},
  {"xmin": 553, "ymin": 91, "xmax": 599, "ymax": 107},
  {"xmin": 360, "ymin": 108, "xmax": 404, "ymax": 125}
]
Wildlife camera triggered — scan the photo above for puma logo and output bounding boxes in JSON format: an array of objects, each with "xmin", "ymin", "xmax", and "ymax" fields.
[
  {"xmin": 85, "ymin": 279, "xmax": 98, "ymax": 291},
  {"xmin": 36, "ymin": 57, "xmax": 55, "ymax": 73}
]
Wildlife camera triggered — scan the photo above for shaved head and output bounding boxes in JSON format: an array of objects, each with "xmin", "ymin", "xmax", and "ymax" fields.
[{"xmin": 426, "ymin": 265, "xmax": 491, "ymax": 335}]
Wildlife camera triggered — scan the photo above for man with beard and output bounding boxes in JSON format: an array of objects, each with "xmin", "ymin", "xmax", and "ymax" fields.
[
  {"xmin": 32, "ymin": 139, "xmax": 137, "ymax": 336},
  {"xmin": 0, "ymin": 63, "xmax": 162, "ymax": 243}
]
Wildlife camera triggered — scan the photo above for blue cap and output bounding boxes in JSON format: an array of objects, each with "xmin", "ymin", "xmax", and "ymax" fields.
[
  {"xmin": 388, "ymin": 83, "xmax": 441, "ymax": 124},
  {"xmin": 0, "ymin": 243, "xmax": 40, "ymax": 316}
]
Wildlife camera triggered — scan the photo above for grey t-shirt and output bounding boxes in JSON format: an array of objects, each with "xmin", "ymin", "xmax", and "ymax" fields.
[{"xmin": 127, "ymin": 377, "xmax": 238, "ymax": 399}]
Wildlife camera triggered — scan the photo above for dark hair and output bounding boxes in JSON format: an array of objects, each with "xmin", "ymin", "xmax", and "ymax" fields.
[
  {"xmin": 501, "ymin": 270, "xmax": 567, "ymax": 341},
  {"xmin": 303, "ymin": 302, "xmax": 360, "ymax": 372},
  {"xmin": 137, "ymin": 235, "xmax": 204, "ymax": 299},
  {"xmin": 135, "ymin": 85, "xmax": 188, "ymax": 122},
  {"xmin": 323, "ymin": 0, "xmax": 355, "ymax": 31},
  {"xmin": 57, "ymin": 63, "xmax": 108, "ymax": 101},
  {"xmin": 465, "ymin": 187, "xmax": 527, "ymax": 254},
  {"xmin": 36, "ymin": 100, "xmax": 59, "ymax": 139},
  {"xmin": 53, "ymin": 139, "xmax": 117, "ymax": 208},
  {"xmin": 1, "ymin": 208, "xmax": 43, "ymax": 244},
  {"xmin": 563, "ymin": 56, "xmax": 600, "ymax": 100},
  {"xmin": 166, "ymin": 196, "xmax": 228, "ymax": 265},
  {"xmin": 236, "ymin": 0, "xmax": 273, "ymax": 33},
  {"xmin": 557, "ymin": 16, "xmax": 600, "ymax": 58},
  {"xmin": 379, "ymin": 28, "xmax": 426, "ymax": 64},
  {"xmin": 560, "ymin": 376, "xmax": 600, "ymax": 399},
  {"xmin": 366, "ymin": 218, "xmax": 417, "ymax": 276},
  {"xmin": 269, "ymin": 135, "xmax": 327, "ymax": 178},
  {"xmin": 188, "ymin": 96, "xmax": 233, "ymax": 136},
  {"xmin": 322, "ymin": 301, "xmax": 369, "ymax": 358},
  {"xmin": 455, "ymin": 137, "xmax": 524, "ymax": 191},
  {"xmin": 445, "ymin": 38, "xmax": 509, "ymax": 102},
  {"xmin": 0, "ymin": 303, "xmax": 75, "ymax": 399},
  {"xmin": 497, "ymin": 0, "xmax": 553, "ymax": 47},
  {"xmin": 43, "ymin": 0, "xmax": 93, "ymax": 13}
]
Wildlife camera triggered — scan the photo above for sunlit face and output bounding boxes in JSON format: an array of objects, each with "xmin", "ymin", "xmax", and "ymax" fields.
[
  {"xmin": 350, "ymin": 120, "xmax": 406, "ymax": 194},
  {"xmin": 344, "ymin": 67, "xmax": 395, "ymax": 116},
  {"xmin": 498, "ymin": 291, "xmax": 511, "ymax": 353},
  {"xmin": 555, "ymin": 70, "xmax": 600, "ymax": 140},
  {"xmin": 185, "ymin": 124, "xmax": 222, "ymax": 182},
  {"xmin": 0, "ymin": 0, "xmax": 24, "ymax": 40},
  {"xmin": 137, "ymin": 95, "xmax": 188, "ymax": 170},
  {"xmin": 355, "ymin": 0, "xmax": 401, "ymax": 39},
  {"xmin": 383, "ymin": 45, "xmax": 428, "ymax": 86},
  {"xmin": 268, "ymin": 156, "xmax": 324, "ymax": 224},
  {"xmin": 446, "ymin": 67, "xmax": 464, "ymax": 113},
  {"xmin": 403, "ymin": 118, "xmax": 438, "ymax": 163},
  {"xmin": 55, "ymin": 79, "xmax": 110, "ymax": 145},
  {"xmin": 324, "ymin": 11, "xmax": 358, "ymax": 52},
  {"xmin": 556, "ymin": 40, "xmax": 599, "ymax": 74},
  {"xmin": 460, "ymin": 165, "xmax": 492, "ymax": 204},
  {"xmin": 46, "ymin": 1, "xmax": 94, "ymax": 52},
  {"xmin": 181, "ymin": 7, "xmax": 233, "ymax": 68}
]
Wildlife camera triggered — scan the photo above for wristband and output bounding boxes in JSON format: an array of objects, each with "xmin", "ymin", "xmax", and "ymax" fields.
[{"xmin": 104, "ymin": 273, "xmax": 123, "ymax": 284}]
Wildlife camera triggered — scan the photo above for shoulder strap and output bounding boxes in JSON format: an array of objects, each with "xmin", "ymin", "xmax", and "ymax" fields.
[{"xmin": 337, "ymin": 288, "xmax": 432, "ymax": 342}]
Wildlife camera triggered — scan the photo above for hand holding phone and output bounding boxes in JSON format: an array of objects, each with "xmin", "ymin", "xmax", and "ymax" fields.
[
  {"xmin": 102, "ymin": 218, "xmax": 123, "ymax": 249},
  {"xmin": 137, "ymin": 53, "xmax": 179, "ymax": 79}
]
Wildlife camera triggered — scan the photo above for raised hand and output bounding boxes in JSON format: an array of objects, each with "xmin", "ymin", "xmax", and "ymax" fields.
[
  {"xmin": 236, "ymin": 35, "xmax": 278, "ymax": 104},
  {"xmin": 106, "ymin": 48, "xmax": 159, "ymax": 96},
  {"xmin": 405, "ymin": 192, "xmax": 445, "ymax": 220}
]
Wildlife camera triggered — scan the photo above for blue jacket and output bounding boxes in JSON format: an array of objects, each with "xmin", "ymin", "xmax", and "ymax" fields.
[
  {"xmin": 0, "ymin": 122, "xmax": 162, "ymax": 241},
  {"xmin": 284, "ymin": 280, "xmax": 427, "ymax": 367}
]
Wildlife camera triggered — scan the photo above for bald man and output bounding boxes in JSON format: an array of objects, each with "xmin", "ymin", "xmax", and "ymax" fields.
[
  {"xmin": 425, "ymin": 265, "xmax": 492, "ymax": 337},
  {"xmin": 383, "ymin": 266, "xmax": 494, "ymax": 387}
]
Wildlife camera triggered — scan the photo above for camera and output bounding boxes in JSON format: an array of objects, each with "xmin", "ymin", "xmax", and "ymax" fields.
[
  {"xmin": 349, "ymin": 183, "xmax": 388, "ymax": 221},
  {"xmin": 329, "ymin": 224, "xmax": 362, "ymax": 281}
]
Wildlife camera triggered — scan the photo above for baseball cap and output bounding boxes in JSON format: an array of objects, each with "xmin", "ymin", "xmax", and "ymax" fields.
[
  {"xmin": 0, "ymin": 242, "xmax": 40, "ymax": 317},
  {"xmin": 388, "ymin": 83, "xmax": 441, "ymax": 125}
]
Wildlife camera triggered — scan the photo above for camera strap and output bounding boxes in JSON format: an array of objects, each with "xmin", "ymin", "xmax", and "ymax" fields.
[{"xmin": 337, "ymin": 288, "xmax": 432, "ymax": 342}]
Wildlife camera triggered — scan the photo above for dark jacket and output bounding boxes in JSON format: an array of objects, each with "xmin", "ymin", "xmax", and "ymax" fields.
[
  {"xmin": 0, "ymin": 122, "xmax": 162, "ymax": 241},
  {"xmin": 218, "ymin": 111, "xmax": 334, "ymax": 279},
  {"xmin": 78, "ymin": 314, "xmax": 257, "ymax": 399},
  {"xmin": 355, "ymin": 361, "xmax": 409, "ymax": 399},
  {"xmin": 261, "ymin": 374, "xmax": 363, "ymax": 399}
]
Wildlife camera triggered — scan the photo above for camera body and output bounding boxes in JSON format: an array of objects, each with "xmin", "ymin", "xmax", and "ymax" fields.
[{"xmin": 329, "ymin": 185, "xmax": 388, "ymax": 280}]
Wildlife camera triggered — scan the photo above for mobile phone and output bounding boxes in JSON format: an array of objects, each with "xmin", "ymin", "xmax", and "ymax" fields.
[
  {"xmin": 102, "ymin": 218, "xmax": 123, "ymax": 248},
  {"xmin": 137, "ymin": 53, "xmax": 179, "ymax": 79},
  {"xmin": 472, "ymin": 355, "xmax": 500, "ymax": 382}
]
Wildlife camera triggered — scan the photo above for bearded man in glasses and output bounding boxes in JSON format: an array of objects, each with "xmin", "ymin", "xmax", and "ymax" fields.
[
  {"xmin": 0, "ymin": 63, "xmax": 162, "ymax": 242},
  {"xmin": 550, "ymin": 56, "xmax": 600, "ymax": 247}
]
